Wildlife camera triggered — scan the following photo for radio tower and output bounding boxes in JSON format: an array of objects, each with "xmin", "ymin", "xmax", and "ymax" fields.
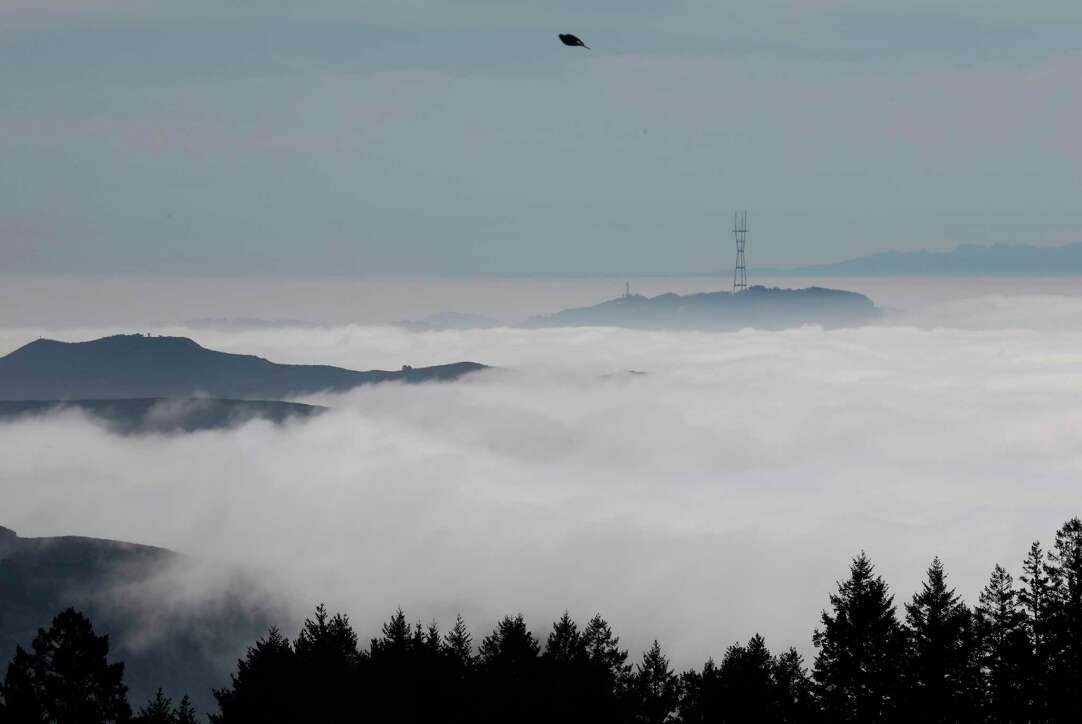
[{"xmin": 732, "ymin": 210, "xmax": 748, "ymax": 293}]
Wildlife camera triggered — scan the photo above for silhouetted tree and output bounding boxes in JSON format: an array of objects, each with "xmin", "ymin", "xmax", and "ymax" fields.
[
  {"xmin": 292, "ymin": 604, "xmax": 359, "ymax": 722},
  {"xmin": 1018, "ymin": 541, "xmax": 1053, "ymax": 720},
  {"xmin": 1044, "ymin": 517, "xmax": 1082, "ymax": 721},
  {"xmin": 813, "ymin": 552, "xmax": 906, "ymax": 723},
  {"xmin": 210, "ymin": 627, "xmax": 298, "ymax": 724},
  {"xmin": 132, "ymin": 689, "xmax": 175, "ymax": 724},
  {"xmin": 0, "ymin": 607, "xmax": 130, "ymax": 724},
  {"xmin": 630, "ymin": 640, "xmax": 679, "ymax": 724},
  {"xmin": 173, "ymin": 696, "xmax": 196, "ymax": 724},
  {"xmin": 904, "ymin": 557, "xmax": 980, "ymax": 723},
  {"xmin": 678, "ymin": 657, "xmax": 722, "ymax": 724},
  {"xmin": 580, "ymin": 613, "xmax": 633, "ymax": 722},
  {"xmin": 443, "ymin": 614, "xmax": 475, "ymax": 670},
  {"xmin": 771, "ymin": 648, "xmax": 816, "ymax": 723},
  {"xmin": 478, "ymin": 614, "xmax": 542, "ymax": 723},
  {"xmin": 678, "ymin": 636, "xmax": 814, "ymax": 724},
  {"xmin": 974, "ymin": 564, "xmax": 1030, "ymax": 723}
]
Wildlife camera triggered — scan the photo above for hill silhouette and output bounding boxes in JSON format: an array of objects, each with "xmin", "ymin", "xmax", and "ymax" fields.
[
  {"xmin": 0, "ymin": 334, "xmax": 485, "ymax": 400},
  {"xmin": 0, "ymin": 398, "xmax": 324, "ymax": 434},
  {"xmin": 0, "ymin": 525, "xmax": 280, "ymax": 715},
  {"xmin": 525, "ymin": 285, "xmax": 878, "ymax": 330},
  {"xmin": 785, "ymin": 241, "xmax": 1082, "ymax": 276}
]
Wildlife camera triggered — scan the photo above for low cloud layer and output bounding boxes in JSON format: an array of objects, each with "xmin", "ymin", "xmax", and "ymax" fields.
[{"xmin": 4, "ymin": 301, "xmax": 1082, "ymax": 665}]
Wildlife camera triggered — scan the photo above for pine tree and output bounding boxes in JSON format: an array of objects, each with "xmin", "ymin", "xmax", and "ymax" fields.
[
  {"xmin": 544, "ymin": 611, "xmax": 584, "ymax": 664},
  {"xmin": 173, "ymin": 696, "xmax": 197, "ymax": 724},
  {"xmin": 478, "ymin": 614, "xmax": 542, "ymax": 723},
  {"xmin": 133, "ymin": 688, "xmax": 176, "ymax": 724},
  {"xmin": 771, "ymin": 648, "xmax": 815, "ymax": 724},
  {"xmin": 677, "ymin": 658, "xmax": 721, "ymax": 724},
  {"xmin": 442, "ymin": 614, "xmax": 475, "ymax": 669},
  {"xmin": 974, "ymin": 564, "xmax": 1030, "ymax": 723},
  {"xmin": 211, "ymin": 626, "xmax": 298, "ymax": 723},
  {"xmin": 904, "ymin": 557, "xmax": 980, "ymax": 723},
  {"xmin": 579, "ymin": 614, "xmax": 632, "ymax": 723},
  {"xmin": 0, "ymin": 607, "xmax": 131, "ymax": 724},
  {"xmin": 716, "ymin": 635, "xmax": 776, "ymax": 723},
  {"xmin": 293, "ymin": 604, "xmax": 360, "ymax": 722},
  {"xmin": 813, "ymin": 552, "xmax": 906, "ymax": 723},
  {"xmin": 582, "ymin": 614, "xmax": 632, "ymax": 688},
  {"xmin": 630, "ymin": 640, "xmax": 679, "ymax": 724},
  {"xmin": 1044, "ymin": 517, "xmax": 1082, "ymax": 721},
  {"xmin": 1018, "ymin": 540, "xmax": 1053, "ymax": 720}
]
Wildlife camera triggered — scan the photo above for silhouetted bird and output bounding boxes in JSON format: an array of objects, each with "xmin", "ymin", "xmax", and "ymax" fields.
[{"xmin": 559, "ymin": 33, "xmax": 590, "ymax": 49}]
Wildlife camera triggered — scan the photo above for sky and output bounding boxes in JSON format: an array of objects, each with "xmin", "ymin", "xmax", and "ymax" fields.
[
  {"xmin": 4, "ymin": 298, "xmax": 1082, "ymax": 666},
  {"xmin": 3, "ymin": 1, "xmax": 1082, "ymax": 276}
]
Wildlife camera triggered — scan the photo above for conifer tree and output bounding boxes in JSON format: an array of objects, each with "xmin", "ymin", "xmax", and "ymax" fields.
[
  {"xmin": 210, "ymin": 626, "xmax": 298, "ymax": 724},
  {"xmin": 442, "ymin": 614, "xmax": 475, "ymax": 670},
  {"xmin": 716, "ymin": 635, "xmax": 776, "ymax": 722},
  {"xmin": 479, "ymin": 614, "xmax": 542, "ymax": 723},
  {"xmin": 544, "ymin": 611, "xmax": 584, "ymax": 664},
  {"xmin": 904, "ymin": 557, "xmax": 980, "ymax": 723},
  {"xmin": 630, "ymin": 640, "xmax": 679, "ymax": 724},
  {"xmin": 173, "ymin": 696, "xmax": 197, "ymax": 724},
  {"xmin": 1018, "ymin": 541, "xmax": 1053, "ymax": 719},
  {"xmin": 579, "ymin": 614, "xmax": 632, "ymax": 723},
  {"xmin": 974, "ymin": 564, "xmax": 1030, "ymax": 723},
  {"xmin": 812, "ymin": 552, "xmax": 906, "ymax": 723},
  {"xmin": 293, "ymin": 603, "xmax": 360, "ymax": 722},
  {"xmin": 772, "ymin": 648, "xmax": 815, "ymax": 724},
  {"xmin": 1044, "ymin": 517, "xmax": 1082, "ymax": 721},
  {"xmin": 677, "ymin": 657, "xmax": 721, "ymax": 724},
  {"xmin": 133, "ymin": 688, "xmax": 175, "ymax": 724},
  {"xmin": 0, "ymin": 607, "xmax": 130, "ymax": 724}
]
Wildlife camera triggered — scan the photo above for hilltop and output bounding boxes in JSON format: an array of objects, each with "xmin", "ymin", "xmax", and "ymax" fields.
[
  {"xmin": 0, "ymin": 334, "xmax": 485, "ymax": 400},
  {"xmin": 525, "ymin": 285, "xmax": 879, "ymax": 331},
  {"xmin": 0, "ymin": 525, "xmax": 279, "ymax": 715}
]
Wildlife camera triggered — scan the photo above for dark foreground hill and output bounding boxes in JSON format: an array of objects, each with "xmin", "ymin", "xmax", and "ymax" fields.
[
  {"xmin": 0, "ymin": 398, "xmax": 324, "ymax": 434},
  {"xmin": 525, "ymin": 285, "xmax": 879, "ymax": 331},
  {"xmin": 0, "ymin": 334, "xmax": 486, "ymax": 400},
  {"xmin": 0, "ymin": 525, "xmax": 281, "ymax": 715}
]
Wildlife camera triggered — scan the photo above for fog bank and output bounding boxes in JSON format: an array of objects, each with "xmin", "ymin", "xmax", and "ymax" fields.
[{"xmin": 3, "ymin": 300, "xmax": 1082, "ymax": 664}]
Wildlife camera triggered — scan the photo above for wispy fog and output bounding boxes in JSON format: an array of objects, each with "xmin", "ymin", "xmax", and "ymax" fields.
[{"xmin": 3, "ymin": 295, "xmax": 1082, "ymax": 665}]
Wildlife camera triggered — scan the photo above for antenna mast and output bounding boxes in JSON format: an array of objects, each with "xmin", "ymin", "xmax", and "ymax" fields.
[{"xmin": 732, "ymin": 210, "xmax": 748, "ymax": 293}]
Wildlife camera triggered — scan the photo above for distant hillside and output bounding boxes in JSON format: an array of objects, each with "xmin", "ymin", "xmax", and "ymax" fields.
[
  {"xmin": 0, "ymin": 334, "xmax": 486, "ymax": 400},
  {"xmin": 0, "ymin": 398, "xmax": 324, "ymax": 434},
  {"xmin": 0, "ymin": 525, "xmax": 281, "ymax": 715},
  {"xmin": 395, "ymin": 312, "xmax": 502, "ymax": 331},
  {"xmin": 788, "ymin": 242, "xmax": 1082, "ymax": 276},
  {"xmin": 525, "ymin": 285, "xmax": 879, "ymax": 331}
]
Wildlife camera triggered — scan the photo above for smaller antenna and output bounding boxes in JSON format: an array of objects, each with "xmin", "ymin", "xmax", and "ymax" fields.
[{"xmin": 625, "ymin": 281, "xmax": 631, "ymax": 298}]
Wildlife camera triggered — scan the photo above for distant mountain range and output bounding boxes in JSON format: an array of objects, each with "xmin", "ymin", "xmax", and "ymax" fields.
[
  {"xmin": 776, "ymin": 242, "xmax": 1082, "ymax": 276},
  {"xmin": 0, "ymin": 334, "xmax": 485, "ymax": 401},
  {"xmin": 0, "ymin": 398, "xmax": 324, "ymax": 434},
  {"xmin": 525, "ymin": 285, "xmax": 879, "ymax": 331},
  {"xmin": 0, "ymin": 525, "xmax": 279, "ymax": 715}
]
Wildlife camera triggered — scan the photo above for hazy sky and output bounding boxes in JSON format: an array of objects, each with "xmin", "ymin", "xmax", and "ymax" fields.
[{"xmin": 3, "ymin": 1, "xmax": 1082, "ymax": 275}]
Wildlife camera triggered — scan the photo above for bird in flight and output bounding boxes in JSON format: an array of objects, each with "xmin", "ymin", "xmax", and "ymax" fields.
[{"xmin": 559, "ymin": 33, "xmax": 590, "ymax": 50}]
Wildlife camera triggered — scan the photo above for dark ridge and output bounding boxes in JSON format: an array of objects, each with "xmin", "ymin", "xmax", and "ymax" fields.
[
  {"xmin": 0, "ymin": 398, "xmax": 325, "ymax": 434},
  {"xmin": 0, "ymin": 526, "xmax": 280, "ymax": 715},
  {"xmin": 524, "ymin": 285, "xmax": 879, "ymax": 331},
  {"xmin": 786, "ymin": 241, "xmax": 1082, "ymax": 276},
  {"xmin": 0, "ymin": 334, "xmax": 486, "ymax": 401}
]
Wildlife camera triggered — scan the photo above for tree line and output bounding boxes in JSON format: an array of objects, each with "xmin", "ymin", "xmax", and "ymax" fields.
[{"xmin": 1, "ymin": 517, "xmax": 1080, "ymax": 723}]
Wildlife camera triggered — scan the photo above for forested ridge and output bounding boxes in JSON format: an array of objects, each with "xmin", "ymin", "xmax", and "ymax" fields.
[{"xmin": 2, "ymin": 517, "xmax": 1081, "ymax": 723}]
